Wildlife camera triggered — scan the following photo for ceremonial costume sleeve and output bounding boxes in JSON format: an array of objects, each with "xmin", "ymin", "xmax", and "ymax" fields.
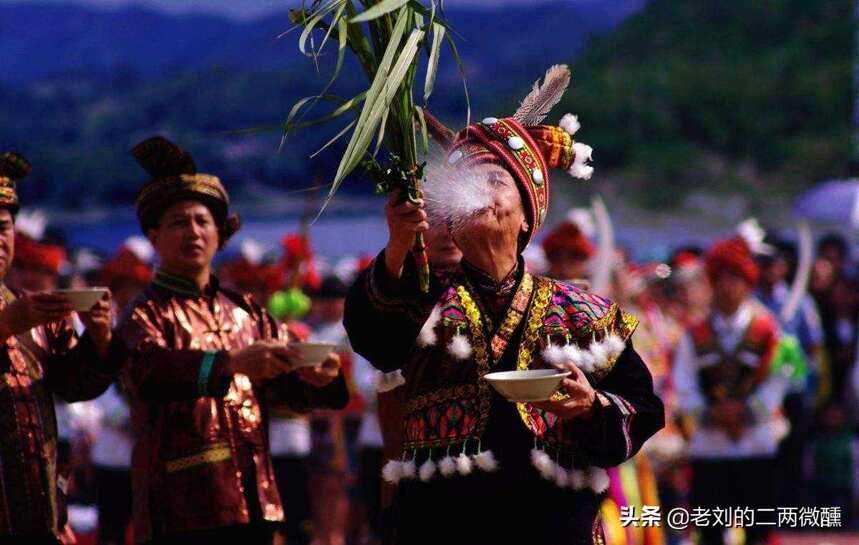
[
  {"xmin": 119, "ymin": 303, "xmax": 232, "ymax": 401},
  {"xmin": 44, "ymin": 320, "xmax": 127, "ymax": 402},
  {"xmin": 344, "ymin": 250, "xmax": 436, "ymax": 372},
  {"xmin": 568, "ymin": 343, "xmax": 665, "ymax": 467},
  {"xmin": 671, "ymin": 332, "xmax": 706, "ymax": 420}
]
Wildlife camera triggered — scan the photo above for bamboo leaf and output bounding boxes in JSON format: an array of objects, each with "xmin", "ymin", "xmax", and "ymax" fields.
[
  {"xmin": 445, "ymin": 31, "xmax": 471, "ymax": 126},
  {"xmin": 320, "ymin": 23, "xmax": 425, "ymax": 216},
  {"xmin": 330, "ymin": 7, "xmax": 410, "ymax": 181},
  {"xmin": 415, "ymin": 105, "xmax": 429, "ymax": 154},
  {"xmin": 310, "ymin": 119, "xmax": 358, "ymax": 158},
  {"xmin": 423, "ymin": 22, "xmax": 445, "ymax": 103},
  {"xmin": 372, "ymin": 106, "xmax": 391, "ymax": 157},
  {"xmin": 407, "ymin": 0, "xmax": 452, "ymax": 31},
  {"xmin": 298, "ymin": 1, "xmax": 340, "ymax": 56},
  {"xmin": 350, "ymin": 0, "xmax": 409, "ymax": 23}
]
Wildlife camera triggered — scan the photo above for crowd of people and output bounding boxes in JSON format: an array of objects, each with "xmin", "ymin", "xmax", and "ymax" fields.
[{"xmin": 2, "ymin": 68, "xmax": 858, "ymax": 545}]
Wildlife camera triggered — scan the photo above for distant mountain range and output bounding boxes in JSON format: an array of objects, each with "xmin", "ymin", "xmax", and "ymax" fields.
[
  {"xmin": 0, "ymin": 1, "xmax": 645, "ymax": 208},
  {"xmin": 0, "ymin": 1, "xmax": 645, "ymax": 85}
]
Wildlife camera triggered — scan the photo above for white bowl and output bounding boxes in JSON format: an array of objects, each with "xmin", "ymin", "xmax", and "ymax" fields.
[
  {"xmin": 483, "ymin": 369, "xmax": 570, "ymax": 402},
  {"xmin": 291, "ymin": 342, "xmax": 337, "ymax": 367},
  {"xmin": 54, "ymin": 288, "xmax": 109, "ymax": 312}
]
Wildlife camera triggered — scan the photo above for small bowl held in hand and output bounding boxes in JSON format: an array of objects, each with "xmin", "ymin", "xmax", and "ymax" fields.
[
  {"xmin": 483, "ymin": 369, "xmax": 570, "ymax": 402},
  {"xmin": 53, "ymin": 288, "xmax": 109, "ymax": 312},
  {"xmin": 290, "ymin": 342, "xmax": 337, "ymax": 368}
]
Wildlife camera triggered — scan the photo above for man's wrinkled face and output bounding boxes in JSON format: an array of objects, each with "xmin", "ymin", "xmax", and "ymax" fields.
[
  {"xmin": 148, "ymin": 200, "xmax": 219, "ymax": 276},
  {"xmin": 0, "ymin": 209, "xmax": 13, "ymax": 281},
  {"xmin": 452, "ymin": 163, "xmax": 528, "ymax": 255}
]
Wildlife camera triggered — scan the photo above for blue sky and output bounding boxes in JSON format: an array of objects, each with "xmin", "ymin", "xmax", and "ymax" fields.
[{"xmin": 4, "ymin": 0, "xmax": 555, "ymax": 19}]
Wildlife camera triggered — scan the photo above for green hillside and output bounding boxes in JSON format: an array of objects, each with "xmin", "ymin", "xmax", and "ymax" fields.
[{"xmin": 555, "ymin": 0, "xmax": 854, "ymax": 209}]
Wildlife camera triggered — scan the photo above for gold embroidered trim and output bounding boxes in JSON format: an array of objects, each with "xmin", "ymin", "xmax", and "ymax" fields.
[
  {"xmin": 515, "ymin": 278, "xmax": 554, "ymax": 430},
  {"xmin": 490, "ymin": 273, "xmax": 533, "ymax": 361},
  {"xmin": 456, "ymin": 284, "xmax": 493, "ymax": 438},
  {"xmin": 165, "ymin": 444, "xmax": 232, "ymax": 473}
]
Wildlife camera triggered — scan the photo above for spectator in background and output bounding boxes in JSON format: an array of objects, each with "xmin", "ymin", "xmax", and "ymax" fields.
[
  {"xmin": 304, "ymin": 275, "xmax": 360, "ymax": 545},
  {"xmin": 673, "ymin": 223, "xmax": 789, "ymax": 545},
  {"xmin": 541, "ymin": 209, "xmax": 595, "ymax": 283},
  {"xmin": 756, "ymin": 236, "xmax": 824, "ymax": 509},
  {"xmin": 806, "ymin": 401, "xmax": 859, "ymax": 528},
  {"xmin": 817, "ymin": 233, "xmax": 850, "ymax": 276},
  {"xmin": 820, "ymin": 275, "xmax": 859, "ymax": 402},
  {"xmin": 87, "ymin": 238, "xmax": 155, "ymax": 545},
  {"xmin": 667, "ymin": 248, "xmax": 711, "ymax": 328}
]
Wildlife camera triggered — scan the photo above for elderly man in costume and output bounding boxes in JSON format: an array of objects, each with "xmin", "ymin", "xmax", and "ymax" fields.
[
  {"xmin": 672, "ymin": 221, "xmax": 789, "ymax": 545},
  {"xmin": 344, "ymin": 65, "xmax": 664, "ymax": 545},
  {"xmin": 117, "ymin": 137, "xmax": 349, "ymax": 545},
  {"xmin": 0, "ymin": 152, "xmax": 124, "ymax": 544}
]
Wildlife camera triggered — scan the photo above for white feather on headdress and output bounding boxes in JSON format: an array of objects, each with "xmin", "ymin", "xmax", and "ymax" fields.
[
  {"xmin": 15, "ymin": 209, "xmax": 47, "ymax": 240},
  {"xmin": 737, "ymin": 218, "xmax": 773, "ymax": 256},
  {"xmin": 124, "ymin": 236, "xmax": 154, "ymax": 263},
  {"xmin": 566, "ymin": 208, "xmax": 596, "ymax": 239},
  {"xmin": 513, "ymin": 64, "xmax": 572, "ymax": 127}
]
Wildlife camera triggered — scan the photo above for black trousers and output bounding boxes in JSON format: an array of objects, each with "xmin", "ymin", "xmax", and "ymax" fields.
[
  {"xmin": 94, "ymin": 466, "xmax": 132, "ymax": 545},
  {"xmin": 691, "ymin": 457, "xmax": 777, "ymax": 545},
  {"xmin": 272, "ymin": 455, "xmax": 313, "ymax": 545},
  {"xmin": 357, "ymin": 447, "xmax": 383, "ymax": 539}
]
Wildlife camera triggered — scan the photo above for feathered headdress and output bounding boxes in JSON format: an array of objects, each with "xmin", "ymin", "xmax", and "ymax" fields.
[
  {"xmin": 706, "ymin": 217, "xmax": 769, "ymax": 285},
  {"xmin": 421, "ymin": 64, "xmax": 593, "ymax": 245}
]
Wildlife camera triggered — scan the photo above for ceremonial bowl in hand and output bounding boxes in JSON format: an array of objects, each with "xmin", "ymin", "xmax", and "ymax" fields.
[
  {"xmin": 54, "ymin": 288, "xmax": 109, "ymax": 312},
  {"xmin": 484, "ymin": 369, "xmax": 571, "ymax": 402},
  {"xmin": 291, "ymin": 342, "xmax": 337, "ymax": 368}
]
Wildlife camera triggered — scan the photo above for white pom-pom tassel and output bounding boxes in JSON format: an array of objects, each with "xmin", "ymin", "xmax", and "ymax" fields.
[
  {"xmin": 604, "ymin": 333, "xmax": 626, "ymax": 360},
  {"xmin": 417, "ymin": 305, "xmax": 442, "ymax": 347},
  {"xmin": 439, "ymin": 456, "xmax": 457, "ymax": 478},
  {"xmin": 382, "ymin": 460, "xmax": 403, "ymax": 484},
  {"xmin": 588, "ymin": 467, "xmax": 610, "ymax": 493},
  {"xmin": 474, "ymin": 450, "xmax": 499, "ymax": 472},
  {"xmin": 455, "ymin": 452, "xmax": 473, "ymax": 475},
  {"xmin": 588, "ymin": 339, "xmax": 609, "ymax": 369},
  {"xmin": 559, "ymin": 113, "xmax": 581, "ymax": 136},
  {"xmin": 531, "ymin": 449, "xmax": 555, "ymax": 480},
  {"xmin": 542, "ymin": 344, "xmax": 567, "ymax": 367},
  {"xmin": 562, "ymin": 344, "xmax": 594, "ymax": 373},
  {"xmin": 419, "ymin": 458, "xmax": 437, "ymax": 482},
  {"xmin": 554, "ymin": 465, "xmax": 570, "ymax": 487},
  {"xmin": 570, "ymin": 469, "xmax": 588, "ymax": 490},
  {"xmin": 401, "ymin": 459, "xmax": 417, "ymax": 480},
  {"xmin": 568, "ymin": 143, "xmax": 594, "ymax": 180},
  {"xmin": 447, "ymin": 333, "xmax": 473, "ymax": 360}
]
